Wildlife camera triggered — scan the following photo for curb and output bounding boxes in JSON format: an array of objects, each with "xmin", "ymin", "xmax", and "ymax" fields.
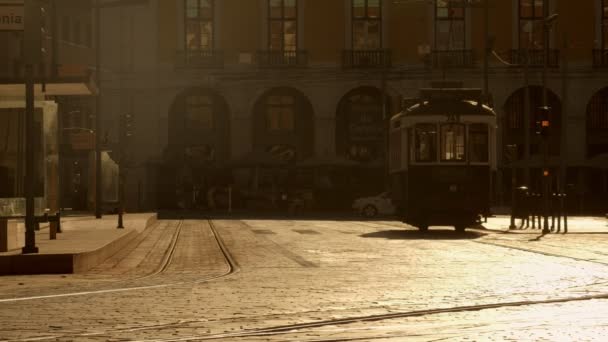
[{"xmin": 0, "ymin": 213, "xmax": 158, "ymax": 275}]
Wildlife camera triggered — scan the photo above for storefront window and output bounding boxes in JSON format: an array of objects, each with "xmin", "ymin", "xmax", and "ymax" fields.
[
  {"xmin": 440, "ymin": 123, "xmax": 465, "ymax": 161},
  {"xmin": 414, "ymin": 123, "xmax": 437, "ymax": 162}
]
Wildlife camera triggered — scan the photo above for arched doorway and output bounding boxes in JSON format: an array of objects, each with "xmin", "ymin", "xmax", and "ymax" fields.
[
  {"xmin": 501, "ymin": 86, "xmax": 562, "ymax": 199},
  {"xmin": 583, "ymin": 87, "xmax": 608, "ymax": 213},
  {"xmin": 334, "ymin": 86, "xmax": 387, "ymax": 203},
  {"xmin": 252, "ymin": 87, "xmax": 314, "ymax": 162},
  {"xmin": 159, "ymin": 88, "xmax": 231, "ymax": 209},
  {"xmin": 336, "ymin": 86, "xmax": 386, "ymax": 163}
]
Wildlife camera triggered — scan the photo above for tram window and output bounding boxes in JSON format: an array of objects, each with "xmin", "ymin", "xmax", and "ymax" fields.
[
  {"xmin": 414, "ymin": 124, "xmax": 437, "ymax": 162},
  {"xmin": 440, "ymin": 124, "xmax": 465, "ymax": 161},
  {"xmin": 469, "ymin": 123, "xmax": 489, "ymax": 162}
]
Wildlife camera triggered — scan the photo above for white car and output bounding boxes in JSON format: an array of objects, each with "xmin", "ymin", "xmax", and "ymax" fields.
[{"xmin": 352, "ymin": 192, "xmax": 396, "ymax": 218}]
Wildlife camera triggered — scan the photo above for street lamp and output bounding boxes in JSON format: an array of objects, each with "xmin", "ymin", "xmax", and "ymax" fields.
[{"xmin": 541, "ymin": 12, "xmax": 558, "ymax": 235}]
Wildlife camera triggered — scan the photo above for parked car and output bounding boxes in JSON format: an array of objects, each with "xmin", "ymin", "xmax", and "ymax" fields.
[{"xmin": 352, "ymin": 192, "xmax": 395, "ymax": 218}]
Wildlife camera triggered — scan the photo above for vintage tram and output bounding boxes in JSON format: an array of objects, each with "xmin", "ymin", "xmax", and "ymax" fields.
[{"xmin": 389, "ymin": 88, "xmax": 497, "ymax": 232}]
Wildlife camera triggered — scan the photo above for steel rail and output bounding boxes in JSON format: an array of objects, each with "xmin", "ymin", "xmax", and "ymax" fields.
[{"xmin": 0, "ymin": 219, "xmax": 237, "ymax": 305}]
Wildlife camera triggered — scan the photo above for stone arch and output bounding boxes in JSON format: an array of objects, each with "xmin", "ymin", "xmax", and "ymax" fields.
[
  {"xmin": 335, "ymin": 86, "xmax": 388, "ymax": 163},
  {"xmin": 167, "ymin": 87, "xmax": 231, "ymax": 164},
  {"xmin": 502, "ymin": 85, "xmax": 562, "ymax": 160},
  {"xmin": 252, "ymin": 86, "xmax": 314, "ymax": 161},
  {"xmin": 585, "ymin": 86, "xmax": 608, "ymax": 158}
]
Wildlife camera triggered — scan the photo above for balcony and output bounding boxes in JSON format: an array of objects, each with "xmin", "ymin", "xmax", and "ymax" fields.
[
  {"xmin": 508, "ymin": 49, "xmax": 560, "ymax": 68},
  {"xmin": 426, "ymin": 50, "xmax": 475, "ymax": 69},
  {"xmin": 175, "ymin": 50, "xmax": 224, "ymax": 69},
  {"xmin": 592, "ymin": 49, "xmax": 608, "ymax": 68},
  {"xmin": 342, "ymin": 49, "xmax": 391, "ymax": 69},
  {"xmin": 255, "ymin": 50, "xmax": 308, "ymax": 68}
]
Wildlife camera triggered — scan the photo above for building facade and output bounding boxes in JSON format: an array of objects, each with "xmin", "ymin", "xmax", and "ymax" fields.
[
  {"xmin": 0, "ymin": 0, "xmax": 95, "ymax": 215},
  {"xmin": 98, "ymin": 0, "xmax": 608, "ymax": 213}
]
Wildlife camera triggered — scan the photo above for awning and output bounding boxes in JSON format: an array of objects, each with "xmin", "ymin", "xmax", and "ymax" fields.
[{"xmin": 0, "ymin": 82, "xmax": 94, "ymax": 97}]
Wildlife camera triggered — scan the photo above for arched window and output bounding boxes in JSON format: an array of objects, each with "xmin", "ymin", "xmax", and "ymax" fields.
[
  {"xmin": 586, "ymin": 87, "xmax": 608, "ymax": 157},
  {"xmin": 336, "ymin": 87, "xmax": 385, "ymax": 162},
  {"xmin": 503, "ymin": 86, "xmax": 561, "ymax": 158},
  {"xmin": 168, "ymin": 88, "xmax": 230, "ymax": 163},
  {"xmin": 253, "ymin": 88, "xmax": 314, "ymax": 161}
]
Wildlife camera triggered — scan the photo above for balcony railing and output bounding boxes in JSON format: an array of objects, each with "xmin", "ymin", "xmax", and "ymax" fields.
[
  {"xmin": 592, "ymin": 49, "xmax": 608, "ymax": 68},
  {"xmin": 426, "ymin": 50, "xmax": 475, "ymax": 69},
  {"xmin": 342, "ymin": 49, "xmax": 391, "ymax": 68},
  {"xmin": 175, "ymin": 50, "xmax": 224, "ymax": 69},
  {"xmin": 508, "ymin": 49, "xmax": 560, "ymax": 68},
  {"xmin": 255, "ymin": 50, "xmax": 308, "ymax": 68}
]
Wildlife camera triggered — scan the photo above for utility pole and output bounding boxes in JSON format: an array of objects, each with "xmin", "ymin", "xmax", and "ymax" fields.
[
  {"xmin": 95, "ymin": 0, "xmax": 103, "ymax": 219},
  {"xmin": 22, "ymin": 0, "xmax": 46, "ymax": 254},
  {"xmin": 483, "ymin": 0, "xmax": 489, "ymax": 103}
]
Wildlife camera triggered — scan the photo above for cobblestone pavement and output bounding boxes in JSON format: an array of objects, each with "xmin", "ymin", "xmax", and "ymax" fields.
[{"xmin": 1, "ymin": 218, "xmax": 608, "ymax": 341}]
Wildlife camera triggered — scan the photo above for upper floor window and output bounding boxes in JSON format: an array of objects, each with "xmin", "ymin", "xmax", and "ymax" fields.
[
  {"xmin": 352, "ymin": 0, "xmax": 382, "ymax": 50},
  {"xmin": 435, "ymin": 0, "xmax": 466, "ymax": 50},
  {"xmin": 518, "ymin": 0, "xmax": 545, "ymax": 49},
  {"xmin": 266, "ymin": 95, "xmax": 295, "ymax": 131},
  {"xmin": 268, "ymin": 0, "xmax": 297, "ymax": 51},
  {"xmin": 185, "ymin": 0, "xmax": 214, "ymax": 51}
]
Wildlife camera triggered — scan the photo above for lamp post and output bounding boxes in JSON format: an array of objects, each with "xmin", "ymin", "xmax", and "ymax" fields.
[{"xmin": 541, "ymin": 12, "xmax": 558, "ymax": 234}]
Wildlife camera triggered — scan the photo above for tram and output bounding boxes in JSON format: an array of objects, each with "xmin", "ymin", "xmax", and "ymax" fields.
[{"xmin": 389, "ymin": 88, "xmax": 497, "ymax": 232}]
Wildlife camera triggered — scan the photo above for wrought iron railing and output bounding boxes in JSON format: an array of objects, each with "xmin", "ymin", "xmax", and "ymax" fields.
[
  {"xmin": 341, "ymin": 49, "xmax": 391, "ymax": 68},
  {"xmin": 426, "ymin": 49, "xmax": 475, "ymax": 68},
  {"xmin": 508, "ymin": 49, "xmax": 560, "ymax": 68},
  {"xmin": 255, "ymin": 50, "xmax": 308, "ymax": 67},
  {"xmin": 175, "ymin": 50, "xmax": 224, "ymax": 69},
  {"xmin": 592, "ymin": 49, "xmax": 608, "ymax": 68}
]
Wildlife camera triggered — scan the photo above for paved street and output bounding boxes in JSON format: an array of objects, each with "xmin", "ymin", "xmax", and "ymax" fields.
[{"xmin": 1, "ymin": 218, "xmax": 608, "ymax": 341}]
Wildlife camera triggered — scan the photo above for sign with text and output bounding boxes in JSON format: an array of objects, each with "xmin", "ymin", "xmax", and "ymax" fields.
[{"xmin": 0, "ymin": 5, "xmax": 24, "ymax": 31}]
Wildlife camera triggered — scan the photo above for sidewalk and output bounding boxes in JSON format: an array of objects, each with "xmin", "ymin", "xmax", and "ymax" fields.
[
  {"xmin": 0, "ymin": 213, "xmax": 157, "ymax": 275},
  {"xmin": 482, "ymin": 215, "xmax": 608, "ymax": 233}
]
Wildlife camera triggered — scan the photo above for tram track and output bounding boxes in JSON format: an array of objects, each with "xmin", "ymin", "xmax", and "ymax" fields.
[
  {"xmin": 0, "ymin": 219, "xmax": 238, "ymax": 304},
  {"xmin": 7, "ymin": 290, "xmax": 608, "ymax": 342}
]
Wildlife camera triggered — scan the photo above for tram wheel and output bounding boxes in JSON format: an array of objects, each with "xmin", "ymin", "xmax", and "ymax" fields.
[
  {"xmin": 418, "ymin": 225, "xmax": 429, "ymax": 232},
  {"xmin": 454, "ymin": 225, "xmax": 466, "ymax": 233},
  {"xmin": 362, "ymin": 205, "xmax": 378, "ymax": 218}
]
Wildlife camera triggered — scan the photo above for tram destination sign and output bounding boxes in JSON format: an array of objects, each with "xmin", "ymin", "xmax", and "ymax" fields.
[{"xmin": 0, "ymin": 4, "xmax": 23, "ymax": 31}]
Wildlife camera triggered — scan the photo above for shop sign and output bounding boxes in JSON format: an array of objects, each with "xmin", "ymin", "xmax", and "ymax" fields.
[{"xmin": 0, "ymin": 5, "xmax": 24, "ymax": 31}]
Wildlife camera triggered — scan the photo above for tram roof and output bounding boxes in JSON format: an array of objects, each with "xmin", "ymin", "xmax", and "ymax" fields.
[{"xmin": 392, "ymin": 88, "xmax": 496, "ymax": 121}]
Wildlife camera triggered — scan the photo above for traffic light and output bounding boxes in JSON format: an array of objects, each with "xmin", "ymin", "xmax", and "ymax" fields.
[
  {"xmin": 120, "ymin": 113, "xmax": 134, "ymax": 144},
  {"xmin": 535, "ymin": 106, "xmax": 551, "ymax": 137},
  {"xmin": 24, "ymin": 0, "xmax": 47, "ymax": 64}
]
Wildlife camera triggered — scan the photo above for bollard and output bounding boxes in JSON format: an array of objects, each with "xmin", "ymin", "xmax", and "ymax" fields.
[
  {"xmin": 56, "ymin": 212, "xmax": 62, "ymax": 233},
  {"xmin": 563, "ymin": 193, "xmax": 568, "ymax": 234},
  {"xmin": 117, "ymin": 208, "xmax": 124, "ymax": 229}
]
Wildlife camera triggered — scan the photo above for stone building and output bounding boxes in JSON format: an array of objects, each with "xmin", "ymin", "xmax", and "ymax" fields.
[{"xmin": 97, "ymin": 0, "xmax": 608, "ymax": 213}]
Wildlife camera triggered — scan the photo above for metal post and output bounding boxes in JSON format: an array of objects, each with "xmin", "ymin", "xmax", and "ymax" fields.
[
  {"xmin": 22, "ymin": 63, "xmax": 38, "ymax": 254},
  {"xmin": 523, "ymin": 50, "xmax": 531, "ymax": 187},
  {"xmin": 541, "ymin": 6, "xmax": 551, "ymax": 234},
  {"xmin": 95, "ymin": 0, "xmax": 103, "ymax": 219}
]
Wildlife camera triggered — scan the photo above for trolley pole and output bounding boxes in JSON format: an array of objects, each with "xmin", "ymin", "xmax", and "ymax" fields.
[{"xmin": 483, "ymin": 0, "xmax": 490, "ymax": 103}]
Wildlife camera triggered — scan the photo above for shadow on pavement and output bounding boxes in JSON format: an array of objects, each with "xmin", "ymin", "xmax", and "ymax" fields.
[
  {"xmin": 360, "ymin": 229, "xmax": 486, "ymax": 240},
  {"xmin": 158, "ymin": 210, "xmax": 396, "ymax": 222}
]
